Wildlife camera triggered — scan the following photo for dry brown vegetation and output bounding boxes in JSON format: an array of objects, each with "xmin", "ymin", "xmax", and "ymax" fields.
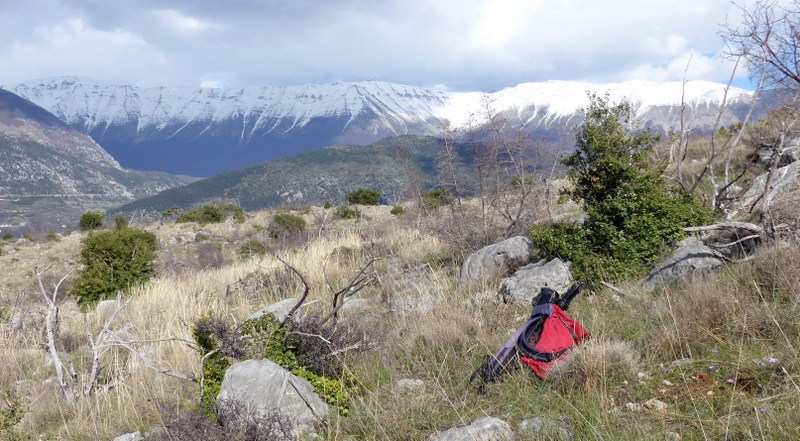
[{"xmin": 1, "ymin": 184, "xmax": 800, "ymax": 440}]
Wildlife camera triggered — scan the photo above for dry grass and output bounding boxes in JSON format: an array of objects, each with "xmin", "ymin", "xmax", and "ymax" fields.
[{"xmin": 2, "ymin": 199, "xmax": 800, "ymax": 440}]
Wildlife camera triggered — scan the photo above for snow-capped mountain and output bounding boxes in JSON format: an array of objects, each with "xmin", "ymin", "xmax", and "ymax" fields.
[{"xmin": 12, "ymin": 77, "xmax": 757, "ymax": 176}]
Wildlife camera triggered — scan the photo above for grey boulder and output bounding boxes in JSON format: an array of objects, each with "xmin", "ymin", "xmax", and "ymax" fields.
[
  {"xmin": 459, "ymin": 236, "xmax": 537, "ymax": 285},
  {"xmin": 216, "ymin": 359, "xmax": 329, "ymax": 436},
  {"xmin": 642, "ymin": 237, "xmax": 723, "ymax": 290},
  {"xmin": 499, "ymin": 258, "xmax": 572, "ymax": 305}
]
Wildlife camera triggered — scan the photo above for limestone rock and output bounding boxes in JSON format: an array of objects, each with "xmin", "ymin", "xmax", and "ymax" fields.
[
  {"xmin": 247, "ymin": 298, "xmax": 299, "ymax": 323},
  {"xmin": 216, "ymin": 359, "xmax": 329, "ymax": 436},
  {"xmin": 110, "ymin": 432, "xmax": 143, "ymax": 441},
  {"xmin": 394, "ymin": 378, "xmax": 425, "ymax": 392},
  {"xmin": 516, "ymin": 417, "xmax": 573, "ymax": 440},
  {"xmin": 499, "ymin": 258, "xmax": 572, "ymax": 305},
  {"xmin": 642, "ymin": 237, "xmax": 723, "ymax": 291},
  {"xmin": 459, "ymin": 236, "xmax": 537, "ymax": 285},
  {"xmin": 644, "ymin": 398, "xmax": 669, "ymax": 411},
  {"xmin": 731, "ymin": 159, "xmax": 800, "ymax": 219},
  {"xmin": 429, "ymin": 416, "xmax": 513, "ymax": 441}
]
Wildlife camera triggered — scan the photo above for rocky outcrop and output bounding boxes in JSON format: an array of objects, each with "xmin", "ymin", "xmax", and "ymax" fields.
[
  {"xmin": 429, "ymin": 416, "xmax": 513, "ymax": 441},
  {"xmin": 459, "ymin": 236, "xmax": 537, "ymax": 286},
  {"xmin": 731, "ymin": 159, "xmax": 800, "ymax": 220},
  {"xmin": 642, "ymin": 237, "xmax": 723, "ymax": 290},
  {"xmin": 499, "ymin": 258, "xmax": 572, "ymax": 305},
  {"xmin": 216, "ymin": 359, "xmax": 329, "ymax": 437}
]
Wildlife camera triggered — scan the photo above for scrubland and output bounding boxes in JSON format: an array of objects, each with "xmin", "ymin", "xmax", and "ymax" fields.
[{"xmin": 0, "ymin": 193, "xmax": 798, "ymax": 440}]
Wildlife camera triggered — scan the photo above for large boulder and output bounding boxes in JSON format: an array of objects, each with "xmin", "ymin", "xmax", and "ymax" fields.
[
  {"xmin": 216, "ymin": 359, "xmax": 329, "ymax": 437},
  {"xmin": 499, "ymin": 258, "xmax": 572, "ymax": 305},
  {"xmin": 731, "ymin": 159, "xmax": 800, "ymax": 220},
  {"xmin": 429, "ymin": 416, "xmax": 513, "ymax": 441},
  {"xmin": 642, "ymin": 237, "xmax": 723, "ymax": 291},
  {"xmin": 459, "ymin": 236, "xmax": 537, "ymax": 286}
]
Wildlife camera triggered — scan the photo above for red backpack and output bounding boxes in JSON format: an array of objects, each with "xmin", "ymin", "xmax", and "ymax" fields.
[{"xmin": 470, "ymin": 284, "xmax": 589, "ymax": 389}]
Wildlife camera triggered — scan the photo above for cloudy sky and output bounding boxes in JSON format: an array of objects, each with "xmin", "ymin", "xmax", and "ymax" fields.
[{"xmin": 0, "ymin": 0, "xmax": 764, "ymax": 91}]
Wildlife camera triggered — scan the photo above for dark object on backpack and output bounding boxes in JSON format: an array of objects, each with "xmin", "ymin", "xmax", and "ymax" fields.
[{"xmin": 469, "ymin": 283, "xmax": 589, "ymax": 391}]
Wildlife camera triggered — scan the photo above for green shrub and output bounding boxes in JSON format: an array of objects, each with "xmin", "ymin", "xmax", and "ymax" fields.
[
  {"xmin": 1, "ymin": 232, "xmax": 13, "ymax": 241},
  {"xmin": 71, "ymin": 226, "xmax": 157, "ymax": 304},
  {"xmin": 0, "ymin": 389, "xmax": 23, "ymax": 433},
  {"xmin": 45, "ymin": 230, "xmax": 59, "ymax": 242},
  {"xmin": 323, "ymin": 200, "xmax": 333, "ymax": 209},
  {"xmin": 346, "ymin": 188, "xmax": 381, "ymax": 205},
  {"xmin": 422, "ymin": 187, "xmax": 452, "ymax": 209},
  {"xmin": 390, "ymin": 204, "xmax": 404, "ymax": 216},
  {"xmin": 272, "ymin": 213, "xmax": 306, "ymax": 234},
  {"xmin": 78, "ymin": 210, "xmax": 104, "ymax": 231},
  {"xmin": 238, "ymin": 239, "xmax": 267, "ymax": 259},
  {"xmin": 114, "ymin": 214, "xmax": 128, "ymax": 230},
  {"xmin": 176, "ymin": 203, "xmax": 245, "ymax": 225},
  {"xmin": 176, "ymin": 205, "xmax": 225, "ymax": 224},
  {"xmin": 335, "ymin": 206, "xmax": 360, "ymax": 219},
  {"xmin": 530, "ymin": 94, "xmax": 711, "ymax": 286}
]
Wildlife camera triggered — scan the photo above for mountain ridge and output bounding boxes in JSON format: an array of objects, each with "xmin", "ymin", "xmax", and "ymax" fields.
[{"xmin": 12, "ymin": 77, "xmax": 758, "ymax": 176}]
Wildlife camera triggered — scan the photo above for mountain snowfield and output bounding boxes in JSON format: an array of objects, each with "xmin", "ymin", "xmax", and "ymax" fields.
[
  {"xmin": 10, "ymin": 76, "xmax": 756, "ymax": 176},
  {"xmin": 14, "ymin": 76, "xmax": 752, "ymax": 132}
]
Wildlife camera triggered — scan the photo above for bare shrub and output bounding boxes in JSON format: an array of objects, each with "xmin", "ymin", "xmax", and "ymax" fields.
[
  {"xmin": 154, "ymin": 404, "xmax": 296, "ymax": 441},
  {"xmin": 197, "ymin": 242, "xmax": 228, "ymax": 269},
  {"xmin": 288, "ymin": 314, "xmax": 376, "ymax": 378},
  {"xmin": 217, "ymin": 400, "xmax": 297, "ymax": 441},
  {"xmin": 547, "ymin": 339, "xmax": 641, "ymax": 394}
]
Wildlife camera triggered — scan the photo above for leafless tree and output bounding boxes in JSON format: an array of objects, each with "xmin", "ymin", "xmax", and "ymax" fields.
[
  {"xmin": 723, "ymin": 0, "xmax": 800, "ymax": 89},
  {"xmin": 34, "ymin": 266, "xmax": 200, "ymax": 401}
]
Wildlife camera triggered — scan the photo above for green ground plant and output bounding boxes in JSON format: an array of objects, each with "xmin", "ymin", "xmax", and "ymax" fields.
[{"xmin": 194, "ymin": 312, "xmax": 354, "ymax": 419}]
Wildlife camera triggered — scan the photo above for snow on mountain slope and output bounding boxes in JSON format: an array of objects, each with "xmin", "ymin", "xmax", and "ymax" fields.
[
  {"xmin": 13, "ymin": 77, "xmax": 452, "ymax": 141},
  {"xmin": 11, "ymin": 76, "xmax": 756, "ymax": 176},
  {"xmin": 14, "ymin": 76, "xmax": 752, "ymax": 134}
]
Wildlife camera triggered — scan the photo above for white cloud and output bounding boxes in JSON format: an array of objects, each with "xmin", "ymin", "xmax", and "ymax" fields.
[
  {"xmin": 0, "ymin": 0, "xmax": 770, "ymax": 90},
  {"xmin": 155, "ymin": 9, "xmax": 224, "ymax": 33},
  {"xmin": 4, "ymin": 18, "xmax": 167, "ymax": 85}
]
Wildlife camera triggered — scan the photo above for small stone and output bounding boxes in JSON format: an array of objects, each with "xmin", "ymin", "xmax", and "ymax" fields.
[
  {"xmin": 624, "ymin": 402, "xmax": 643, "ymax": 412},
  {"xmin": 644, "ymin": 398, "xmax": 668, "ymax": 411},
  {"xmin": 670, "ymin": 358, "xmax": 692, "ymax": 369},
  {"xmin": 394, "ymin": 378, "xmax": 425, "ymax": 392},
  {"xmin": 637, "ymin": 372, "xmax": 650, "ymax": 380},
  {"xmin": 662, "ymin": 380, "xmax": 673, "ymax": 386},
  {"xmin": 665, "ymin": 431, "xmax": 681, "ymax": 441},
  {"xmin": 429, "ymin": 416, "xmax": 512, "ymax": 441},
  {"xmin": 111, "ymin": 432, "xmax": 144, "ymax": 441}
]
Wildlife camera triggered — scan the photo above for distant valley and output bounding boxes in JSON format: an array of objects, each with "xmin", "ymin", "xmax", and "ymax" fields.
[{"xmin": 0, "ymin": 89, "xmax": 190, "ymax": 234}]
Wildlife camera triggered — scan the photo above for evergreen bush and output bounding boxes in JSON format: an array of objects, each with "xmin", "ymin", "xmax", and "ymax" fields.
[
  {"xmin": 71, "ymin": 225, "xmax": 157, "ymax": 304},
  {"xmin": 272, "ymin": 213, "xmax": 306, "ymax": 233},
  {"xmin": 530, "ymin": 94, "xmax": 711, "ymax": 285},
  {"xmin": 335, "ymin": 206, "xmax": 360, "ymax": 219},
  {"xmin": 78, "ymin": 210, "xmax": 104, "ymax": 231},
  {"xmin": 422, "ymin": 187, "xmax": 452, "ymax": 209},
  {"xmin": 346, "ymin": 188, "xmax": 381, "ymax": 205}
]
